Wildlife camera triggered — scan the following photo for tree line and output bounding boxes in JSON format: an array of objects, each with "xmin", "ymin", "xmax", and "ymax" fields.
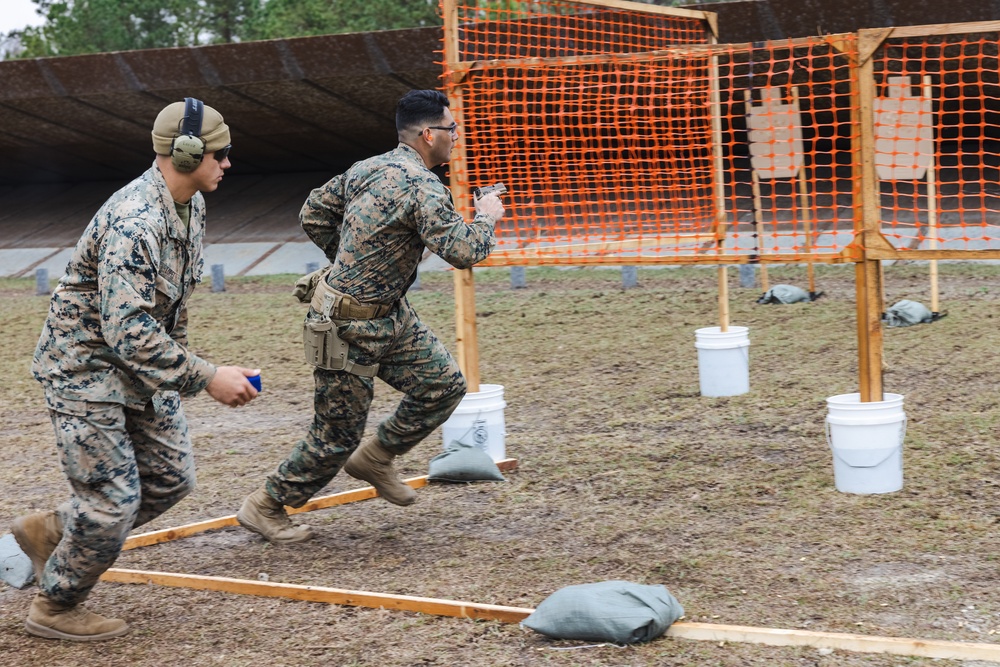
[
  {"xmin": 5, "ymin": 0, "xmax": 726, "ymax": 60},
  {"xmin": 6, "ymin": 0, "xmax": 442, "ymax": 58}
]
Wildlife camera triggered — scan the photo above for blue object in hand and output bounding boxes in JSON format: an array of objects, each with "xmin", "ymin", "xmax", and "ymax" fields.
[{"xmin": 248, "ymin": 375, "xmax": 262, "ymax": 392}]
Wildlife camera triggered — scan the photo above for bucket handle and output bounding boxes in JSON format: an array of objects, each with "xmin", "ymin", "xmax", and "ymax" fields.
[
  {"xmin": 451, "ymin": 409, "xmax": 484, "ymax": 448},
  {"xmin": 825, "ymin": 417, "xmax": 908, "ymax": 451}
]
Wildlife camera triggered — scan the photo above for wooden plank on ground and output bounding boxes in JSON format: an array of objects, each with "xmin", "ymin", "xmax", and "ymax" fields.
[
  {"xmin": 667, "ymin": 622, "xmax": 1000, "ymax": 662},
  {"xmin": 99, "ymin": 569, "xmax": 1000, "ymax": 662},
  {"xmin": 122, "ymin": 458, "xmax": 519, "ymax": 551},
  {"xmin": 101, "ymin": 569, "xmax": 535, "ymax": 624}
]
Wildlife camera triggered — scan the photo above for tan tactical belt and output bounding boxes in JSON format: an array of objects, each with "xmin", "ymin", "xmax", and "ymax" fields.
[
  {"xmin": 309, "ymin": 278, "xmax": 393, "ymax": 320},
  {"xmin": 301, "ymin": 274, "xmax": 389, "ymax": 378}
]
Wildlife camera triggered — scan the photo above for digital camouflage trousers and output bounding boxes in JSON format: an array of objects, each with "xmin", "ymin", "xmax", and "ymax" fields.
[
  {"xmin": 42, "ymin": 392, "xmax": 195, "ymax": 606},
  {"xmin": 266, "ymin": 298, "xmax": 466, "ymax": 507}
]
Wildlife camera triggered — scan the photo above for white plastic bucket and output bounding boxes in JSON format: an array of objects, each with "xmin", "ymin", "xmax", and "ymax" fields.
[
  {"xmin": 826, "ymin": 392, "xmax": 906, "ymax": 494},
  {"xmin": 441, "ymin": 384, "xmax": 507, "ymax": 462},
  {"xmin": 694, "ymin": 326, "xmax": 750, "ymax": 397}
]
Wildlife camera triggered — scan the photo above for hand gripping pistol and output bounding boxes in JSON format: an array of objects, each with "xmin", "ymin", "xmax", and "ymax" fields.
[{"xmin": 472, "ymin": 183, "xmax": 507, "ymax": 200}]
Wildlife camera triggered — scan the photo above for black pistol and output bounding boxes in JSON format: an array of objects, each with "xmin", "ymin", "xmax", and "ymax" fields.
[{"xmin": 473, "ymin": 183, "xmax": 508, "ymax": 200}]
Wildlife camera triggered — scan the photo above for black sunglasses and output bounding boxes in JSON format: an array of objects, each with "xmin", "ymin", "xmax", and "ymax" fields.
[
  {"xmin": 213, "ymin": 144, "xmax": 232, "ymax": 161},
  {"xmin": 425, "ymin": 123, "xmax": 458, "ymax": 135}
]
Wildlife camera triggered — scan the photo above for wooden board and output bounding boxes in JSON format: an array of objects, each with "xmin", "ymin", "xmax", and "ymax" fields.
[
  {"xmin": 101, "ymin": 569, "xmax": 535, "ymax": 624},
  {"xmin": 122, "ymin": 458, "xmax": 520, "ymax": 551},
  {"xmin": 100, "ymin": 569, "xmax": 1000, "ymax": 661}
]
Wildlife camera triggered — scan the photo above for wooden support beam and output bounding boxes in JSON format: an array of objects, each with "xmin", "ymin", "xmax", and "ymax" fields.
[
  {"xmin": 443, "ymin": 0, "xmax": 481, "ymax": 393},
  {"xmin": 487, "ymin": 235, "xmax": 720, "ymax": 262},
  {"xmin": 562, "ymin": 0, "xmax": 713, "ymax": 20},
  {"xmin": 743, "ymin": 88, "xmax": 770, "ymax": 293},
  {"xmin": 709, "ymin": 41, "xmax": 729, "ymax": 331},
  {"xmin": 888, "ymin": 20, "xmax": 1000, "ymax": 39},
  {"xmin": 445, "ymin": 34, "xmax": 853, "ymax": 75},
  {"xmin": 923, "ymin": 75, "xmax": 940, "ymax": 315},
  {"xmin": 453, "ymin": 268, "xmax": 480, "ymax": 392},
  {"xmin": 99, "ymin": 569, "xmax": 1000, "ymax": 662},
  {"xmin": 123, "ymin": 459, "xmax": 519, "ymax": 551},
  {"xmin": 854, "ymin": 32, "xmax": 885, "ymax": 402},
  {"xmin": 857, "ymin": 27, "xmax": 894, "ymax": 66},
  {"xmin": 867, "ymin": 248, "xmax": 1000, "ymax": 261}
]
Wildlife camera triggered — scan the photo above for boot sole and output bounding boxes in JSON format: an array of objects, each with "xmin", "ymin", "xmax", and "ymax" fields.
[
  {"xmin": 343, "ymin": 463, "xmax": 417, "ymax": 506},
  {"xmin": 236, "ymin": 510, "xmax": 314, "ymax": 544},
  {"xmin": 25, "ymin": 618, "xmax": 129, "ymax": 641}
]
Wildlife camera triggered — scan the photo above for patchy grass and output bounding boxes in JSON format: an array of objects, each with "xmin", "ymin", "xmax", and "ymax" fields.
[{"xmin": 1, "ymin": 262, "xmax": 999, "ymax": 667}]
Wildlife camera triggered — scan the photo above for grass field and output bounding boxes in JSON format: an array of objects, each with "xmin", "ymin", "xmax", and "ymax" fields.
[{"xmin": 1, "ymin": 262, "xmax": 999, "ymax": 667}]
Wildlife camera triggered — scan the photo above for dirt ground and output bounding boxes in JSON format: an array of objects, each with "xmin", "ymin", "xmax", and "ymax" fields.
[{"xmin": 1, "ymin": 263, "xmax": 999, "ymax": 667}]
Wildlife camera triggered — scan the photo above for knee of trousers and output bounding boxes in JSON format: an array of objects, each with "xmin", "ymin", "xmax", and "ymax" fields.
[
  {"xmin": 441, "ymin": 376, "xmax": 468, "ymax": 411},
  {"xmin": 143, "ymin": 467, "xmax": 197, "ymax": 507},
  {"xmin": 70, "ymin": 494, "xmax": 143, "ymax": 544}
]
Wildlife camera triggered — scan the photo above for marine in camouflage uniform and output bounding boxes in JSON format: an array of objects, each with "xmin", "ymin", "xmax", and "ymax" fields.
[
  {"xmin": 237, "ymin": 89, "xmax": 505, "ymax": 543},
  {"xmin": 12, "ymin": 99, "xmax": 260, "ymax": 641}
]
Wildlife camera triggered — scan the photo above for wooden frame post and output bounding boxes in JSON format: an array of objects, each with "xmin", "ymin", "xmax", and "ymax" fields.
[
  {"xmin": 743, "ymin": 88, "xmax": 770, "ymax": 294},
  {"xmin": 442, "ymin": 0, "xmax": 480, "ymax": 392},
  {"xmin": 792, "ymin": 87, "xmax": 817, "ymax": 297},
  {"xmin": 709, "ymin": 43, "xmax": 729, "ymax": 330},
  {"xmin": 922, "ymin": 74, "xmax": 940, "ymax": 316},
  {"xmin": 855, "ymin": 29, "xmax": 890, "ymax": 402}
]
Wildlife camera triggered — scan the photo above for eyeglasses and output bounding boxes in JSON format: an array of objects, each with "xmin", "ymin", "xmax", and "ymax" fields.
[
  {"xmin": 213, "ymin": 145, "xmax": 232, "ymax": 161},
  {"xmin": 425, "ymin": 123, "xmax": 458, "ymax": 136}
]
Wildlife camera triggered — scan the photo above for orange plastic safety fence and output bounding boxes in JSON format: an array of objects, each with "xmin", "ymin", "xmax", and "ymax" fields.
[
  {"xmin": 872, "ymin": 31, "xmax": 1000, "ymax": 254},
  {"xmin": 442, "ymin": 7, "xmax": 999, "ymax": 266},
  {"xmin": 447, "ymin": 0, "xmax": 709, "ymax": 63},
  {"xmin": 440, "ymin": 0, "xmax": 716, "ymax": 266}
]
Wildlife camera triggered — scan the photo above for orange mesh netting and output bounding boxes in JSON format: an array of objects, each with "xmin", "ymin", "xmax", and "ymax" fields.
[
  {"xmin": 873, "ymin": 31, "xmax": 1000, "ymax": 253},
  {"xmin": 440, "ymin": 0, "xmax": 717, "ymax": 266},
  {"xmin": 441, "ymin": 4, "xmax": 999, "ymax": 265}
]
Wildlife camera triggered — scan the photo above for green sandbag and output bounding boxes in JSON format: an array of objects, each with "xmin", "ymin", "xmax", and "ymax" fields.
[
  {"xmin": 756, "ymin": 284, "xmax": 810, "ymax": 304},
  {"xmin": 884, "ymin": 299, "xmax": 933, "ymax": 327},
  {"xmin": 521, "ymin": 580, "xmax": 685, "ymax": 644},
  {"xmin": 427, "ymin": 440, "xmax": 505, "ymax": 482}
]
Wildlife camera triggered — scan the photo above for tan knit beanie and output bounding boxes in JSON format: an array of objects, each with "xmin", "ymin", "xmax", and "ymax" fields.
[{"xmin": 151, "ymin": 100, "xmax": 230, "ymax": 155}]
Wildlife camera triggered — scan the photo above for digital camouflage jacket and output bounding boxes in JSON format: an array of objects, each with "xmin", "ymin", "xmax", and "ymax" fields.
[
  {"xmin": 301, "ymin": 143, "xmax": 497, "ymax": 303},
  {"xmin": 32, "ymin": 161, "xmax": 217, "ymax": 410}
]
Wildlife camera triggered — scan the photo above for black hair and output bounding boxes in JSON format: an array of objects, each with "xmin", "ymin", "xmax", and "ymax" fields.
[{"xmin": 396, "ymin": 89, "xmax": 450, "ymax": 134}]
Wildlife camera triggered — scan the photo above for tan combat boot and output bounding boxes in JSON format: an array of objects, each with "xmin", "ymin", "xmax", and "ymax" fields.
[
  {"xmin": 11, "ymin": 510, "xmax": 64, "ymax": 584},
  {"xmin": 25, "ymin": 593, "xmax": 128, "ymax": 641},
  {"xmin": 236, "ymin": 488, "xmax": 314, "ymax": 543},
  {"xmin": 343, "ymin": 436, "xmax": 417, "ymax": 506}
]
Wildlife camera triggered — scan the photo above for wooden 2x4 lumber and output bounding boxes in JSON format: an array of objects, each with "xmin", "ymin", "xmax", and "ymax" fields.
[
  {"xmin": 122, "ymin": 459, "xmax": 520, "ymax": 551},
  {"xmin": 888, "ymin": 20, "xmax": 1000, "ymax": 39},
  {"xmin": 566, "ymin": 0, "xmax": 712, "ymax": 21},
  {"xmin": 487, "ymin": 235, "xmax": 720, "ymax": 259},
  {"xmin": 447, "ymin": 33, "xmax": 852, "ymax": 75},
  {"xmin": 866, "ymin": 248, "xmax": 1000, "ymax": 261},
  {"xmin": 99, "ymin": 569, "xmax": 1000, "ymax": 662},
  {"xmin": 666, "ymin": 622, "xmax": 1000, "ymax": 662},
  {"xmin": 100, "ymin": 569, "xmax": 535, "ymax": 624}
]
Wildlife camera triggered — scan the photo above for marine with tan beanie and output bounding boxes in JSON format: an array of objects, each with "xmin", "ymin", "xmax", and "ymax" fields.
[{"xmin": 11, "ymin": 98, "xmax": 260, "ymax": 641}]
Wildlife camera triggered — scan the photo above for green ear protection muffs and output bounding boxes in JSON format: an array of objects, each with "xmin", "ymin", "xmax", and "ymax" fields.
[{"xmin": 170, "ymin": 97, "xmax": 205, "ymax": 173}]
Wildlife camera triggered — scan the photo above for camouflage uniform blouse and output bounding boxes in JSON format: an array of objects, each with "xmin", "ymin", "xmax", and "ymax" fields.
[
  {"xmin": 32, "ymin": 161, "xmax": 217, "ymax": 410},
  {"xmin": 301, "ymin": 143, "xmax": 496, "ymax": 302}
]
